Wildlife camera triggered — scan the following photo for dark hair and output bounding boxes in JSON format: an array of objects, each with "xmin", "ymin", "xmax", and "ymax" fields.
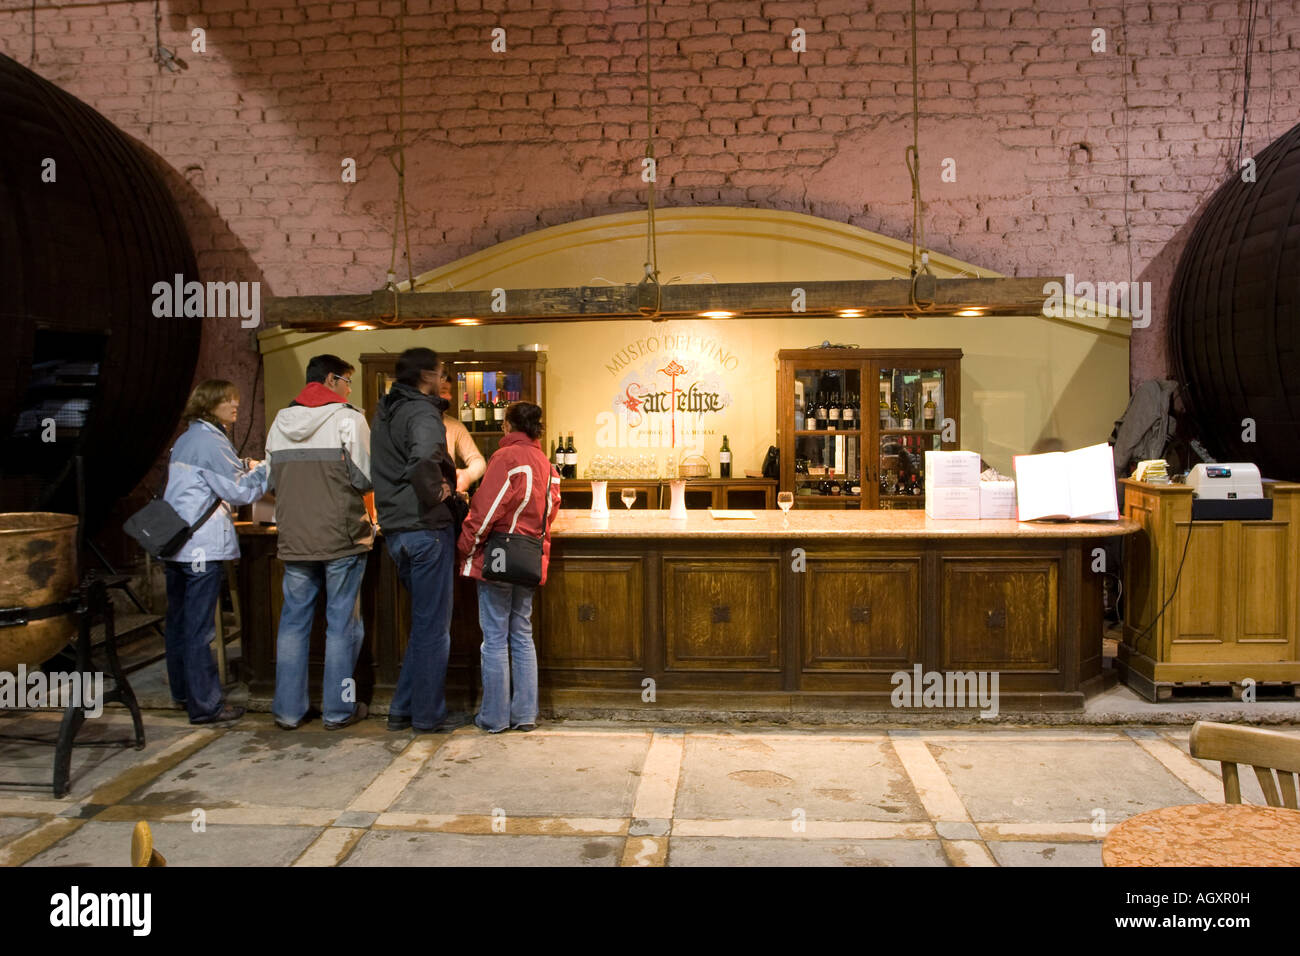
[
  {"xmin": 395, "ymin": 347, "xmax": 440, "ymax": 387},
  {"xmin": 305, "ymin": 354, "xmax": 354, "ymax": 384},
  {"xmin": 181, "ymin": 379, "xmax": 238, "ymax": 429},
  {"xmin": 505, "ymin": 401, "xmax": 544, "ymax": 440}
]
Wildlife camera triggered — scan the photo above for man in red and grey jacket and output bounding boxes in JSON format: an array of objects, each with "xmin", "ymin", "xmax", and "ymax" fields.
[
  {"xmin": 457, "ymin": 402, "xmax": 561, "ymax": 732},
  {"xmin": 265, "ymin": 354, "xmax": 373, "ymax": 732}
]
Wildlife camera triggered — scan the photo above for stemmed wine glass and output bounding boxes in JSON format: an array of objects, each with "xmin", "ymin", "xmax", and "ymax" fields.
[
  {"xmin": 777, "ymin": 491, "xmax": 794, "ymax": 527},
  {"xmin": 621, "ymin": 487, "xmax": 637, "ymax": 510}
]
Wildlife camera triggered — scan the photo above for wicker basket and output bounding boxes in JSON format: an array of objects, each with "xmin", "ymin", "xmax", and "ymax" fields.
[{"xmin": 678, "ymin": 454, "xmax": 710, "ymax": 478}]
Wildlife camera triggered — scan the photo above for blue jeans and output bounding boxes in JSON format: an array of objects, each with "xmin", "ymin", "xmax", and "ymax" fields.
[
  {"xmin": 475, "ymin": 579, "xmax": 538, "ymax": 732},
  {"xmin": 272, "ymin": 553, "xmax": 367, "ymax": 725},
  {"xmin": 163, "ymin": 561, "xmax": 225, "ymax": 722},
  {"xmin": 386, "ymin": 527, "xmax": 454, "ymax": 729}
]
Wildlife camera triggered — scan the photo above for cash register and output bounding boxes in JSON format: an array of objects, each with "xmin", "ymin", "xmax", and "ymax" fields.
[{"xmin": 1187, "ymin": 463, "xmax": 1272, "ymax": 519}]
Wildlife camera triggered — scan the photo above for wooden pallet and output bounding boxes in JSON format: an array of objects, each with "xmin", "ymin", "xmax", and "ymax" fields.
[{"xmin": 1153, "ymin": 679, "xmax": 1300, "ymax": 703}]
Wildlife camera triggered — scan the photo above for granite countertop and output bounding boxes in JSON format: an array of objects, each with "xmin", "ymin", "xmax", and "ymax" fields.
[
  {"xmin": 237, "ymin": 511, "xmax": 1139, "ymax": 539},
  {"xmin": 549, "ymin": 509, "xmax": 1139, "ymax": 539}
]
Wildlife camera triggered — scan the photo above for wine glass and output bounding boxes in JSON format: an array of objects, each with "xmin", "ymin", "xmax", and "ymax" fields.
[
  {"xmin": 777, "ymin": 491, "xmax": 793, "ymax": 526},
  {"xmin": 621, "ymin": 487, "xmax": 637, "ymax": 510}
]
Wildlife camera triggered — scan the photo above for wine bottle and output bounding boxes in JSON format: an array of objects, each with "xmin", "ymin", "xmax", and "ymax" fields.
[
  {"xmin": 460, "ymin": 390, "xmax": 474, "ymax": 427},
  {"xmin": 827, "ymin": 392, "xmax": 840, "ymax": 430},
  {"xmin": 549, "ymin": 439, "xmax": 558, "ymax": 470},
  {"xmin": 493, "ymin": 390, "xmax": 507, "ymax": 427},
  {"xmin": 565, "ymin": 432, "xmax": 577, "ymax": 479},
  {"xmin": 474, "ymin": 391, "xmax": 488, "ymax": 431},
  {"xmin": 879, "ymin": 390, "xmax": 890, "ymax": 429},
  {"xmin": 901, "ymin": 390, "xmax": 913, "ymax": 431},
  {"xmin": 719, "ymin": 435, "xmax": 732, "ymax": 478},
  {"xmin": 842, "ymin": 391, "xmax": 855, "ymax": 426},
  {"xmin": 816, "ymin": 392, "xmax": 828, "ymax": 431},
  {"xmin": 923, "ymin": 388, "xmax": 937, "ymax": 430},
  {"xmin": 805, "ymin": 390, "xmax": 817, "ymax": 431},
  {"xmin": 890, "ymin": 396, "xmax": 901, "ymax": 430}
]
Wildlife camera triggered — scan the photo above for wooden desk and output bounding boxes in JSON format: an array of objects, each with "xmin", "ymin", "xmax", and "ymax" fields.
[
  {"xmin": 1102, "ymin": 802, "xmax": 1300, "ymax": 866},
  {"xmin": 1118, "ymin": 479, "xmax": 1300, "ymax": 701}
]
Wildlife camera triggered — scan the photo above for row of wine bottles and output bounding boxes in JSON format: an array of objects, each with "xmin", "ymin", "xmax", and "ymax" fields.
[
  {"xmin": 459, "ymin": 391, "xmax": 519, "ymax": 432},
  {"xmin": 879, "ymin": 388, "xmax": 938, "ymax": 431},
  {"xmin": 548, "ymin": 435, "xmax": 734, "ymax": 479},
  {"xmin": 802, "ymin": 392, "xmax": 860, "ymax": 430},
  {"xmin": 805, "ymin": 477, "xmax": 863, "ymax": 496},
  {"xmin": 551, "ymin": 433, "xmax": 578, "ymax": 478}
]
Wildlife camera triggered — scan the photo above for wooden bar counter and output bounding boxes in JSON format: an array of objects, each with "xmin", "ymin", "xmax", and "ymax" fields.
[{"xmin": 235, "ymin": 511, "xmax": 1136, "ymax": 714}]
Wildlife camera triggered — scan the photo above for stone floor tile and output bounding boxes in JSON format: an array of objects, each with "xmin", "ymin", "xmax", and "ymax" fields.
[
  {"xmin": 988, "ymin": 841, "xmax": 1104, "ymax": 867},
  {"xmin": 131, "ymin": 729, "xmax": 405, "ymax": 809},
  {"xmin": 23, "ymin": 821, "xmax": 323, "ymax": 867},
  {"xmin": 667, "ymin": 837, "xmax": 948, "ymax": 866},
  {"xmin": 675, "ymin": 735, "xmax": 924, "ymax": 821},
  {"xmin": 390, "ymin": 732, "xmax": 649, "ymax": 817},
  {"xmin": 341, "ymin": 831, "xmax": 624, "ymax": 866},
  {"xmin": 929, "ymin": 738, "xmax": 1204, "ymax": 824}
]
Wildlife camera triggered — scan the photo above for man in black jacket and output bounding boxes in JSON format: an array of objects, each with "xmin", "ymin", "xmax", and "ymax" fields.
[{"xmin": 371, "ymin": 347, "xmax": 463, "ymax": 732}]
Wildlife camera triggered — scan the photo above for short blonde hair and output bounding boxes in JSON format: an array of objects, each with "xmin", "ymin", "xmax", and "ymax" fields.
[{"xmin": 181, "ymin": 380, "xmax": 239, "ymax": 429}]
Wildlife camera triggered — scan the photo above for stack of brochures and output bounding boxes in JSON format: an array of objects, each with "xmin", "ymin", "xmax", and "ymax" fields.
[{"xmin": 1133, "ymin": 459, "xmax": 1169, "ymax": 483}]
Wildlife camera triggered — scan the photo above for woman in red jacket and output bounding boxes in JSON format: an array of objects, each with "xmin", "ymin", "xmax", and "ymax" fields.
[{"xmin": 456, "ymin": 402, "xmax": 562, "ymax": 732}]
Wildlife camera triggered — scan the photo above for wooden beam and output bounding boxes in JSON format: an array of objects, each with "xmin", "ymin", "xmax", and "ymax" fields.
[{"xmin": 266, "ymin": 277, "xmax": 1066, "ymax": 330}]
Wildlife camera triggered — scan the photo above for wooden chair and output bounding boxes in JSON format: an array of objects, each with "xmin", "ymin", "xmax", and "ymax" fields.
[
  {"xmin": 1189, "ymin": 720, "xmax": 1300, "ymax": 809},
  {"xmin": 130, "ymin": 821, "xmax": 167, "ymax": 867}
]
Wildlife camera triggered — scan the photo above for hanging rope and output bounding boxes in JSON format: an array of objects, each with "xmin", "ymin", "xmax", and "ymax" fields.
[
  {"xmin": 904, "ymin": 0, "xmax": 935, "ymax": 315},
  {"xmin": 383, "ymin": 0, "xmax": 415, "ymax": 326},
  {"xmin": 637, "ymin": 0, "xmax": 662, "ymax": 317}
]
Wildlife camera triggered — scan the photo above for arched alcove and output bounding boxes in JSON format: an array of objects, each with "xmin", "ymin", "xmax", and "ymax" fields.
[{"xmin": 260, "ymin": 207, "xmax": 1130, "ymax": 474}]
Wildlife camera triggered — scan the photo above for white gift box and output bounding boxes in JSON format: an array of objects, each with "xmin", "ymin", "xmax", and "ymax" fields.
[
  {"xmin": 923, "ymin": 450, "xmax": 982, "ymax": 488},
  {"xmin": 979, "ymin": 480, "xmax": 1018, "ymax": 519},
  {"xmin": 925, "ymin": 485, "xmax": 981, "ymax": 519}
]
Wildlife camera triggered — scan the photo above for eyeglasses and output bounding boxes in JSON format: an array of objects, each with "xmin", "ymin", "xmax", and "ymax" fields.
[{"xmin": 332, "ymin": 375, "xmax": 352, "ymax": 386}]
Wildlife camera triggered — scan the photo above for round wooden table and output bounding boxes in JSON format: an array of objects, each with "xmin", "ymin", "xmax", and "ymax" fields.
[{"xmin": 1103, "ymin": 803, "xmax": 1300, "ymax": 867}]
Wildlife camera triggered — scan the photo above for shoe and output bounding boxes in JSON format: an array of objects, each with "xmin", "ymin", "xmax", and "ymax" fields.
[
  {"xmin": 387, "ymin": 714, "xmax": 412, "ymax": 731},
  {"xmin": 513, "ymin": 723, "xmax": 537, "ymax": 733},
  {"xmin": 191, "ymin": 704, "xmax": 244, "ymax": 725},
  {"xmin": 275, "ymin": 717, "xmax": 301, "ymax": 731},
  {"xmin": 325, "ymin": 702, "xmax": 369, "ymax": 731},
  {"xmin": 415, "ymin": 710, "xmax": 471, "ymax": 734},
  {"xmin": 474, "ymin": 716, "xmax": 505, "ymax": 734}
]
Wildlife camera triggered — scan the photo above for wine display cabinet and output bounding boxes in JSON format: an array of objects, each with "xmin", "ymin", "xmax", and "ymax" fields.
[
  {"xmin": 777, "ymin": 349, "xmax": 962, "ymax": 510},
  {"xmin": 361, "ymin": 350, "xmax": 548, "ymax": 466}
]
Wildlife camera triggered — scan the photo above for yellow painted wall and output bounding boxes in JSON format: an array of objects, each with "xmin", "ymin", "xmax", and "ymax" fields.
[{"xmin": 258, "ymin": 207, "xmax": 1130, "ymax": 476}]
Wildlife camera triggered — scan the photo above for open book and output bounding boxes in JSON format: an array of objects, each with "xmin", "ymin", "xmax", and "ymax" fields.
[{"xmin": 1012, "ymin": 443, "xmax": 1119, "ymax": 521}]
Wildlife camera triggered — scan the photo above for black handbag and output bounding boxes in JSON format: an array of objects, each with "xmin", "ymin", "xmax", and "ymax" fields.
[
  {"xmin": 124, "ymin": 493, "xmax": 223, "ymax": 559},
  {"xmin": 481, "ymin": 469, "xmax": 551, "ymax": 587}
]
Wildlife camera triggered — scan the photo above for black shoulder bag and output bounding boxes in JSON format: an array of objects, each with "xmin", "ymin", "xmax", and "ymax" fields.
[
  {"xmin": 124, "ymin": 493, "xmax": 223, "ymax": 559},
  {"xmin": 481, "ymin": 468, "xmax": 551, "ymax": 587}
]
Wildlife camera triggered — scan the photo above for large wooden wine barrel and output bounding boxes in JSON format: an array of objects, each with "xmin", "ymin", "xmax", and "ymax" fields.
[
  {"xmin": 0, "ymin": 513, "xmax": 79, "ymax": 672},
  {"xmin": 0, "ymin": 54, "xmax": 201, "ymax": 532},
  {"xmin": 1169, "ymin": 121, "xmax": 1300, "ymax": 480}
]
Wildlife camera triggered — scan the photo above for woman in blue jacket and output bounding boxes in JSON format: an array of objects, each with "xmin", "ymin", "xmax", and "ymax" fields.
[{"xmin": 163, "ymin": 380, "xmax": 269, "ymax": 724}]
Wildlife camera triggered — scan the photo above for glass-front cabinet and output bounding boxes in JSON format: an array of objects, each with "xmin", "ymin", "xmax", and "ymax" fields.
[
  {"xmin": 361, "ymin": 349, "xmax": 547, "ymax": 483},
  {"xmin": 777, "ymin": 349, "xmax": 962, "ymax": 510}
]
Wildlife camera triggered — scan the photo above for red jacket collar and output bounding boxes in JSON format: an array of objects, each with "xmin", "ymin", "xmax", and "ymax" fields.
[
  {"xmin": 293, "ymin": 382, "xmax": 346, "ymax": 408},
  {"xmin": 500, "ymin": 431, "xmax": 540, "ymax": 449}
]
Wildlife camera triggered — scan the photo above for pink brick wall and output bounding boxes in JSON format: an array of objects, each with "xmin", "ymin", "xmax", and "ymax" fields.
[{"xmin": 4, "ymin": 0, "xmax": 1298, "ymax": 455}]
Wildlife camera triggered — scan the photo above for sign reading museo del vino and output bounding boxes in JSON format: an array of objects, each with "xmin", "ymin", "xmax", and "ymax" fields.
[{"xmin": 596, "ymin": 332, "xmax": 739, "ymax": 451}]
